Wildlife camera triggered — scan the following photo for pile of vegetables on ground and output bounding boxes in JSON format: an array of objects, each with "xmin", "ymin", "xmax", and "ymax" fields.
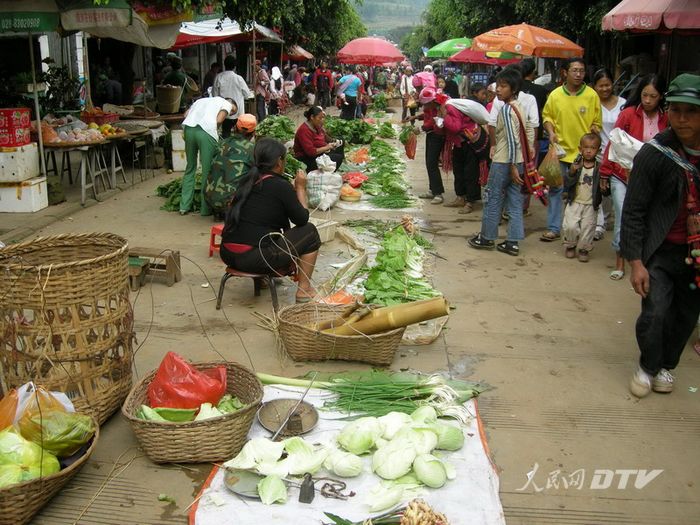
[
  {"xmin": 156, "ymin": 171, "xmax": 202, "ymax": 212},
  {"xmin": 0, "ymin": 385, "xmax": 96, "ymax": 488},
  {"xmin": 138, "ymin": 352, "xmax": 246, "ymax": 423},
  {"xmin": 222, "ymin": 402, "xmax": 466, "ymax": 512},
  {"xmin": 325, "ymin": 116, "xmax": 377, "ymax": 145},
  {"xmin": 255, "ymin": 115, "xmax": 296, "ymax": 142}
]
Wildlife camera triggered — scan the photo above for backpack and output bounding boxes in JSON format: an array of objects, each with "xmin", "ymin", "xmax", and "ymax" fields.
[{"xmin": 317, "ymin": 72, "xmax": 330, "ymax": 91}]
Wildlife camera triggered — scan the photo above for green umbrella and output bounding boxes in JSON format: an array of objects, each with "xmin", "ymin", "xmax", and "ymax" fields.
[{"xmin": 426, "ymin": 38, "xmax": 472, "ymax": 59}]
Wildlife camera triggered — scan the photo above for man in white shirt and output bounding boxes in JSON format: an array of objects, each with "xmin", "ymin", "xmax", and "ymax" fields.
[
  {"xmin": 399, "ymin": 66, "xmax": 417, "ymax": 122},
  {"xmin": 213, "ymin": 55, "xmax": 252, "ymax": 137},
  {"xmin": 488, "ymin": 90, "xmax": 539, "ymax": 155},
  {"xmin": 181, "ymin": 96, "xmax": 235, "ymax": 216}
]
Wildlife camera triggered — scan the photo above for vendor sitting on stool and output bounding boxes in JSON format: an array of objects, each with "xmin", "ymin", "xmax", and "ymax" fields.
[
  {"xmin": 221, "ymin": 138, "xmax": 321, "ymax": 303},
  {"xmin": 293, "ymin": 106, "xmax": 345, "ymax": 172}
]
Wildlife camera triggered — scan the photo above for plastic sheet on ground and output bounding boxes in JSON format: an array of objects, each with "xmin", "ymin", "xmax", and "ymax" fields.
[{"xmin": 191, "ymin": 386, "xmax": 505, "ymax": 525}]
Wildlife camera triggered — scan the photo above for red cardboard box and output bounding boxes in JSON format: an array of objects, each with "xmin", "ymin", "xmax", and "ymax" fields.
[
  {"xmin": 0, "ymin": 108, "xmax": 31, "ymax": 129},
  {"xmin": 0, "ymin": 127, "xmax": 31, "ymax": 147}
]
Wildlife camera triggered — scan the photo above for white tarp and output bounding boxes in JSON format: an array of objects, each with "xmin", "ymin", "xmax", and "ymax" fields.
[
  {"xmin": 193, "ymin": 386, "xmax": 505, "ymax": 525},
  {"xmin": 180, "ymin": 17, "xmax": 284, "ymax": 44}
]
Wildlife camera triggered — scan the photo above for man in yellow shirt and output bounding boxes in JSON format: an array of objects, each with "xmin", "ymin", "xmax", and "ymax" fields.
[{"xmin": 541, "ymin": 58, "xmax": 602, "ymax": 241}]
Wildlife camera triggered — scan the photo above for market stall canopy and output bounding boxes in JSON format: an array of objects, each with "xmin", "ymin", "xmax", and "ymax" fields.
[
  {"xmin": 472, "ymin": 23, "xmax": 584, "ymax": 58},
  {"xmin": 602, "ymin": 0, "xmax": 700, "ymax": 31},
  {"xmin": 284, "ymin": 44, "xmax": 313, "ymax": 61},
  {"xmin": 426, "ymin": 37, "xmax": 472, "ymax": 58},
  {"xmin": 449, "ymin": 48, "xmax": 521, "ymax": 65},
  {"xmin": 173, "ymin": 17, "xmax": 283, "ymax": 48},
  {"xmin": 337, "ymin": 37, "xmax": 404, "ymax": 66}
]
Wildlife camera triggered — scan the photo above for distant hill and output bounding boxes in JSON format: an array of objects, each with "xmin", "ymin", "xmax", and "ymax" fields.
[{"xmin": 354, "ymin": 0, "xmax": 430, "ymax": 36}]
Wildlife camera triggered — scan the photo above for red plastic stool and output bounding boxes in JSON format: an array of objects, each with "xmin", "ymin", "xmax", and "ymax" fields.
[{"xmin": 209, "ymin": 224, "xmax": 224, "ymax": 257}]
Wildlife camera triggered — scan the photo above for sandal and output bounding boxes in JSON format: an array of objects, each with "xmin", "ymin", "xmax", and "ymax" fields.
[
  {"xmin": 540, "ymin": 231, "xmax": 560, "ymax": 242},
  {"xmin": 458, "ymin": 202, "xmax": 474, "ymax": 214},
  {"xmin": 609, "ymin": 270, "xmax": 625, "ymax": 281}
]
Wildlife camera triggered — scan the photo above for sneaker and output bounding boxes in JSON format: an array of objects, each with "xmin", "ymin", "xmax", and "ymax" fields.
[
  {"xmin": 418, "ymin": 191, "xmax": 434, "ymax": 199},
  {"xmin": 468, "ymin": 234, "xmax": 495, "ymax": 250},
  {"xmin": 496, "ymin": 241, "xmax": 519, "ymax": 256},
  {"xmin": 652, "ymin": 368, "xmax": 674, "ymax": 393},
  {"xmin": 179, "ymin": 210, "xmax": 189, "ymax": 216},
  {"xmin": 577, "ymin": 249, "xmax": 590, "ymax": 262},
  {"xmin": 431, "ymin": 194, "xmax": 444, "ymax": 204},
  {"xmin": 629, "ymin": 365, "xmax": 653, "ymax": 398},
  {"xmin": 565, "ymin": 247, "xmax": 576, "ymax": 259},
  {"xmin": 443, "ymin": 196, "xmax": 466, "ymax": 208}
]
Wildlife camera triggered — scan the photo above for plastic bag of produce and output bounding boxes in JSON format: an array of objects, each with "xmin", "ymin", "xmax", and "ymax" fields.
[
  {"xmin": 0, "ymin": 390, "xmax": 18, "ymax": 431},
  {"xmin": 539, "ymin": 145, "xmax": 563, "ymax": 188},
  {"xmin": 147, "ymin": 352, "xmax": 227, "ymax": 409},
  {"xmin": 0, "ymin": 427, "xmax": 60, "ymax": 488},
  {"xmin": 18, "ymin": 407, "xmax": 95, "ymax": 458}
]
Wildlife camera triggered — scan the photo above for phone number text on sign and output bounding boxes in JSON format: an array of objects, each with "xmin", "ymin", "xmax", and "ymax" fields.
[{"xmin": 1, "ymin": 18, "xmax": 42, "ymax": 31}]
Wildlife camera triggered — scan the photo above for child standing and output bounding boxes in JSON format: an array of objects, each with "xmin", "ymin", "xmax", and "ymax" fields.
[
  {"xmin": 468, "ymin": 68, "xmax": 531, "ymax": 256},
  {"xmin": 562, "ymin": 133, "xmax": 602, "ymax": 262}
]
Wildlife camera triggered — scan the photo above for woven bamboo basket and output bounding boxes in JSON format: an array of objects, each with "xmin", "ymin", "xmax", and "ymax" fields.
[
  {"xmin": 122, "ymin": 361, "xmax": 263, "ymax": 463},
  {"xmin": 0, "ymin": 233, "xmax": 133, "ymax": 424},
  {"xmin": 0, "ymin": 418, "xmax": 100, "ymax": 525},
  {"xmin": 277, "ymin": 303, "xmax": 405, "ymax": 366}
]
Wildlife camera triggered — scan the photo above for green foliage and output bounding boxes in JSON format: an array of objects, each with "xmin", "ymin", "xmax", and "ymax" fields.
[
  {"xmin": 255, "ymin": 115, "xmax": 295, "ymax": 141},
  {"xmin": 156, "ymin": 172, "xmax": 202, "ymax": 212},
  {"xmin": 324, "ymin": 117, "xmax": 377, "ymax": 144},
  {"xmin": 371, "ymin": 93, "xmax": 388, "ymax": 112},
  {"xmin": 39, "ymin": 60, "xmax": 81, "ymax": 115}
]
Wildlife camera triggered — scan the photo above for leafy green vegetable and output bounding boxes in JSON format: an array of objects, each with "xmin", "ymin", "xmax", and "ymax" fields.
[
  {"xmin": 372, "ymin": 439, "xmax": 416, "ymax": 480},
  {"xmin": 377, "ymin": 122, "xmax": 396, "ymax": 139},
  {"xmin": 138, "ymin": 405, "xmax": 167, "ymax": 421},
  {"xmin": 285, "ymin": 153, "xmax": 304, "ymax": 177},
  {"xmin": 20, "ymin": 410, "xmax": 95, "ymax": 457},
  {"xmin": 324, "ymin": 116, "xmax": 377, "ymax": 144},
  {"xmin": 337, "ymin": 417, "xmax": 383, "ymax": 455},
  {"xmin": 156, "ymin": 171, "xmax": 202, "ymax": 212},
  {"xmin": 430, "ymin": 423, "xmax": 465, "ymax": 451},
  {"xmin": 369, "ymin": 194, "xmax": 415, "ymax": 209},
  {"xmin": 257, "ymin": 475, "xmax": 287, "ymax": 505},
  {"xmin": 399, "ymin": 125, "xmax": 419, "ymax": 145},
  {"xmin": 412, "ymin": 454, "xmax": 447, "ymax": 488},
  {"xmin": 195, "ymin": 403, "xmax": 223, "ymax": 421},
  {"xmin": 255, "ymin": 115, "xmax": 295, "ymax": 142},
  {"xmin": 324, "ymin": 448, "xmax": 364, "ymax": 478},
  {"xmin": 152, "ymin": 407, "xmax": 197, "ymax": 422},
  {"xmin": 371, "ymin": 92, "xmax": 388, "ymax": 111},
  {"xmin": 217, "ymin": 394, "xmax": 244, "ymax": 414}
]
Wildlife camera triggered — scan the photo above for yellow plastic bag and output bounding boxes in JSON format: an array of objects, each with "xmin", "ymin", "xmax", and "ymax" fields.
[
  {"xmin": 17, "ymin": 387, "xmax": 95, "ymax": 458},
  {"xmin": 540, "ymin": 145, "xmax": 563, "ymax": 188},
  {"xmin": 0, "ymin": 390, "xmax": 18, "ymax": 431}
]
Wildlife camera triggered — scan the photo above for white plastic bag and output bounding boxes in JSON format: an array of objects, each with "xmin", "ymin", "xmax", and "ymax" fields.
[
  {"xmin": 445, "ymin": 98, "xmax": 490, "ymax": 125},
  {"xmin": 608, "ymin": 128, "xmax": 645, "ymax": 170},
  {"xmin": 306, "ymin": 155, "xmax": 342, "ymax": 211}
]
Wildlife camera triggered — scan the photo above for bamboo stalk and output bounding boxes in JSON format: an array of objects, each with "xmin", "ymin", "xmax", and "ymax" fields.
[{"xmin": 311, "ymin": 302, "xmax": 361, "ymax": 331}]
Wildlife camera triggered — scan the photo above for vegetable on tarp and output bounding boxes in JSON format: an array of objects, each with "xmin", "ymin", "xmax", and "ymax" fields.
[
  {"xmin": 430, "ymin": 423, "xmax": 465, "ymax": 451},
  {"xmin": 412, "ymin": 454, "xmax": 447, "ymax": 488},
  {"xmin": 324, "ymin": 448, "xmax": 364, "ymax": 478},
  {"xmin": 255, "ymin": 115, "xmax": 296, "ymax": 142},
  {"xmin": 337, "ymin": 417, "xmax": 383, "ymax": 455},
  {"xmin": 257, "ymin": 475, "xmax": 288, "ymax": 505},
  {"xmin": 372, "ymin": 439, "xmax": 417, "ymax": 480}
]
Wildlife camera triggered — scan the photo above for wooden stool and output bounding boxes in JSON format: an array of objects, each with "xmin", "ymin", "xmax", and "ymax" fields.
[
  {"xmin": 128, "ymin": 256, "xmax": 150, "ymax": 291},
  {"xmin": 128, "ymin": 247, "xmax": 182, "ymax": 286},
  {"xmin": 216, "ymin": 267, "xmax": 281, "ymax": 311}
]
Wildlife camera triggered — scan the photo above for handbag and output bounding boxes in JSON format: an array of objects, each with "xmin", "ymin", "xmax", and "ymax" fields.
[{"xmin": 510, "ymin": 103, "xmax": 548, "ymax": 205}]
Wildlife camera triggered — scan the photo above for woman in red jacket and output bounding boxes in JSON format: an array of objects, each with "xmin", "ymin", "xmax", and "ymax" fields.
[
  {"xmin": 293, "ymin": 106, "xmax": 344, "ymax": 172},
  {"xmin": 599, "ymin": 74, "xmax": 668, "ymax": 280}
]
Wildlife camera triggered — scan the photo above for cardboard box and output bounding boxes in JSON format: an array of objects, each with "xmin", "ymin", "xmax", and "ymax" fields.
[
  {"xmin": 0, "ymin": 127, "xmax": 31, "ymax": 147},
  {"xmin": 171, "ymin": 150, "xmax": 200, "ymax": 172},
  {"xmin": 0, "ymin": 142, "xmax": 39, "ymax": 182},
  {"xmin": 171, "ymin": 129, "xmax": 185, "ymax": 150},
  {"xmin": 0, "ymin": 108, "xmax": 31, "ymax": 129},
  {"xmin": 0, "ymin": 176, "xmax": 48, "ymax": 213}
]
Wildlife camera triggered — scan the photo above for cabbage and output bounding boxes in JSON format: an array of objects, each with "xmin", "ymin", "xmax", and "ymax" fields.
[
  {"xmin": 393, "ymin": 426, "xmax": 438, "ymax": 455},
  {"xmin": 0, "ymin": 428, "xmax": 60, "ymax": 487},
  {"xmin": 223, "ymin": 438, "xmax": 285, "ymax": 470},
  {"xmin": 444, "ymin": 461, "xmax": 457, "ymax": 480},
  {"xmin": 323, "ymin": 448, "xmax": 363, "ymax": 478},
  {"xmin": 372, "ymin": 439, "xmax": 416, "ymax": 480},
  {"xmin": 431, "ymin": 423, "xmax": 464, "ymax": 451},
  {"xmin": 365, "ymin": 484, "xmax": 404, "ymax": 512},
  {"xmin": 410, "ymin": 406, "xmax": 437, "ymax": 425},
  {"xmin": 337, "ymin": 417, "xmax": 383, "ymax": 455},
  {"xmin": 195, "ymin": 403, "xmax": 223, "ymax": 421},
  {"xmin": 286, "ymin": 448, "xmax": 328, "ymax": 476},
  {"xmin": 256, "ymin": 459, "xmax": 289, "ymax": 477},
  {"xmin": 283, "ymin": 437, "xmax": 314, "ymax": 455},
  {"xmin": 257, "ymin": 475, "xmax": 287, "ymax": 505},
  {"xmin": 378, "ymin": 412, "xmax": 412, "ymax": 440},
  {"xmin": 412, "ymin": 454, "xmax": 447, "ymax": 488}
]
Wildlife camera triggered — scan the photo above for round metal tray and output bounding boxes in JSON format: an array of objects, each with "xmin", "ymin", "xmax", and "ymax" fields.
[{"xmin": 257, "ymin": 399, "xmax": 319, "ymax": 437}]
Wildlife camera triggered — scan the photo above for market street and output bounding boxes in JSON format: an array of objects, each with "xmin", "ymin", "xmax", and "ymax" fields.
[{"xmin": 14, "ymin": 107, "xmax": 700, "ymax": 524}]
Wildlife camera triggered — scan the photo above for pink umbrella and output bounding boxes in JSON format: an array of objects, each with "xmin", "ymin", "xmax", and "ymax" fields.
[
  {"xmin": 337, "ymin": 37, "xmax": 404, "ymax": 66},
  {"xmin": 602, "ymin": 0, "xmax": 700, "ymax": 31}
]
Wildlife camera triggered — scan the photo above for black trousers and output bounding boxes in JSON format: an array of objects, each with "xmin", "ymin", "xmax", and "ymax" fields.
[
  {"xmin": 452, "ymin": 143, "xmax": 481, "ymax": 202},
  {"xmin": 317, "ymin": 90, "xmax": 331, "ymax": 109},
  {"xmin": 636, "ymin": 243, "xmax": 700, "ymax": 375},
  {"xmin": 256, "ymin": 94, "xmax": 267, "ymax": 122},
  {"xmin": 341, "ymin": 95, "xmax": 357, "ymax": 120},
  {"xmin": 425, "ymin": 132, "xmax": 445, "ymax": 196},
  {"xmin": 297, "ymin": 145, "xmax": 345, "ymax": 173},
  {"xmin": 222, "ymin": 118, "xmax": 237, "ymax": 139}
]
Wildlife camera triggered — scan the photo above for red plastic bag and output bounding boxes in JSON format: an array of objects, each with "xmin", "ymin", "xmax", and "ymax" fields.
[
  {"xmin": 147, "ymin": 352, "xmax": 227, "ymax": 409},
  {"xmin": 405, "ymin": 133, "xmax": 417, "ymax": 160}
]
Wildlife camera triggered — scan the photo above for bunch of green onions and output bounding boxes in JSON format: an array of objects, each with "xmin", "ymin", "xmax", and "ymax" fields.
[{"xmin": 256, "ymin": 370, "xmax": 484, "ymax": 423}]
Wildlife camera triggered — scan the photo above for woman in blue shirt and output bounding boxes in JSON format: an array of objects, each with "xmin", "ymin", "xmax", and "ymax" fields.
[{"xmin": 337, "ymin": 67, "xmax": 362, "ymax": 120}]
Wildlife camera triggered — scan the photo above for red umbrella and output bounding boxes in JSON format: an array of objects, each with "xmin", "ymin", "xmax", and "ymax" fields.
[
  {"xmin": 337, "ymin": 37, "xmax": 404, "ymax": 66},
  {"xmin": 602, "ymin": 0, "xmax": 700, "ymax": 31},
  {"xmin": 449, "ymin": 48, "xmax": 521, "ymax": 66}
]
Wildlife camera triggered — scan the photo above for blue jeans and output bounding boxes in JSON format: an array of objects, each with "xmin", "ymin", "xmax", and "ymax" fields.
[
  {"xmin": 546, "ymin": 161, "xmax": 570, "ymax": 234},
  {"xmin": 610, "ymin": 177, "xmax": 627, "ymax": 253},
  {"xmin": 481, "ymin": 162, "xmax": 524, "ymax": 242}
]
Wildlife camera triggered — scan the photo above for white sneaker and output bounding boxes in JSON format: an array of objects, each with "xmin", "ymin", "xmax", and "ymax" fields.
[
  {"xmin": 652, "ymin": 368, "xmax": 674, "ymax": 393},
  {"xmin": 629, "ymin": 365, "xmax": 653, "ymax": 398},
  {"xmin": 431, "ymin": 194, "xmax": 444, "ymax": 204}
]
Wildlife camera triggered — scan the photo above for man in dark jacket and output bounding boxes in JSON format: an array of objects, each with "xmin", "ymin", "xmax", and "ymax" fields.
[
  {"xmin": 621, "ymin": 73, "xmax": 700, "ymax": 398},
  {"xmin": 313, "ymin": 62, "xmax": 334, "ymax": 110}
]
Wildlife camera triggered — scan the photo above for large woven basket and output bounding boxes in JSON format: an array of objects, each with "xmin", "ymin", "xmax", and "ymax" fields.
[
  {"xmin": 277, "ymin": 303, "xmax": 405, "ymax": 366},
  {"xmin": 122, "ymin": 361, "xmax": 263, "ymax": 463},
  {"xmin": 0, "ymin": 233, "xmax": 133, "ymax": 423},
  {"xmin": 0, "ymin": 418, "xmax": 100, "ymax": 525}
]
